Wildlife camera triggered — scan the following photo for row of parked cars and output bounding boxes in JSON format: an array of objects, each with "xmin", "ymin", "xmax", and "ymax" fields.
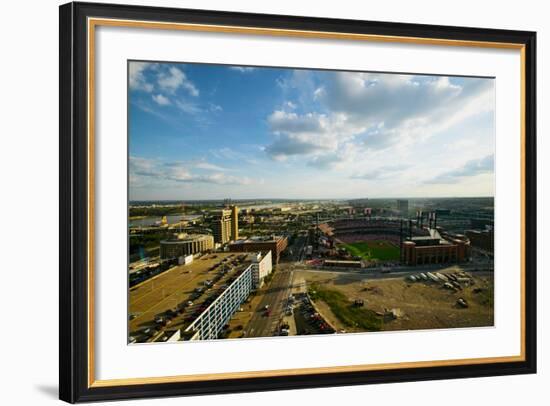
[{"xmin": 297, "ymin": 294, "xmax": 335, "ymax": 335}]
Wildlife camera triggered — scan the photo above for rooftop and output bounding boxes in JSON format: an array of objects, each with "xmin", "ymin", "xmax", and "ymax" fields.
[
  {"xmin": 161, "ymin": 233, "xmax": 212, "ymax": 243},
  {"xmin": 324, "ymin": 259, "xmax": 362, "ymax": 264},
  {"xmin": 230, "ymin": 235, "xmax": 285, "ymax": 244}
]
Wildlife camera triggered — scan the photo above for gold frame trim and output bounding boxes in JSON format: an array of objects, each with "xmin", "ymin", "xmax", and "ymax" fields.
[{"xmin": 87, "ymin": 17, "xmax": 527, "ymax": 388}]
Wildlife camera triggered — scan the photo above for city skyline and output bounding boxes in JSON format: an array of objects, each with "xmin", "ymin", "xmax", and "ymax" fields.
[
  {"xmin": 129, "ymin": 196, "xmax": 495, "ymax": 204},
  {"xmin": 129, "ymin": 61, "xmax": 495, "ymax": 200}
]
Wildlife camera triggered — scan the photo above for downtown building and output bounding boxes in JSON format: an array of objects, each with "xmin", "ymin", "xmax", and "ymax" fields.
[
  {"xmin": 249, "ymin": 250, "xmax": 273, "ymax": 288},
  {"xmin": 397, "ymin": 199, "xmax": 409, "ymax": 217},
  {"xmin": 211, "ymin": 205, "xmax": 239, "ymax": 244},
  {"xmin": 160, "ymin": 233, "xmax": 214, "ymax": 261},
  {"xmin": 228, "ymin": 235, "xmax": 288, "ymax": 264}
]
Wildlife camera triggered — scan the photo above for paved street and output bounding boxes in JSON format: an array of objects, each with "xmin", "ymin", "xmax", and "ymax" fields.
[{"xmin": 245, "ymin": 267, "xmax": 294, "ymax": 337}]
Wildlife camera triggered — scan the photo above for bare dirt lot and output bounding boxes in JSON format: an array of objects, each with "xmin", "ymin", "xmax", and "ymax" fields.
[{"xmin": 295, "ymin": 269, "xmax": 494, "ymax": 332}]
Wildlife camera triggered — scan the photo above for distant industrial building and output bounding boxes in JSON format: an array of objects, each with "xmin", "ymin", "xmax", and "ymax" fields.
[
  {"xmin": 272, "ymin": 206, "xmax": 292, "ymax": 213},
  {"xmin": 228, "ymin": 235, "xmax": 288, "ymax": 264},
  {"xmin": 212, "ymin": 205, "xmax": 239, "ymax": 244},
  {"xmin": 397, "ymin": 199, "xmax": 409, "ymax": 217},
  {"xmin": 160, "ymin": 233, "xmax": 214, "ymax": 261},
  {"xmin": 465, "ymin": 229, "xmax": 494, "ymax": 253}
]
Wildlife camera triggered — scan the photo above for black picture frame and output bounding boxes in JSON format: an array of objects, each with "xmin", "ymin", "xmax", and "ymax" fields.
[{"xmin": 59, "ymin": 1, "xmax": 537, "ymax": 403}]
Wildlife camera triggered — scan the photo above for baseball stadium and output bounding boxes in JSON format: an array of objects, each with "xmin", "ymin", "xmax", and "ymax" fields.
[
  {"xmin": 320, "ymin": 219, "xmax": 405, "ymax": 262},
  {"xmin": 318, "ymin": 215, "xmax": 470, "ymax": 265}
]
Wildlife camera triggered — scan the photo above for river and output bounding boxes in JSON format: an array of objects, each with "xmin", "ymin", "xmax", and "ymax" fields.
[{"xmin": 129, "ymin": 214, "xmax": 202, "ymax": 227}]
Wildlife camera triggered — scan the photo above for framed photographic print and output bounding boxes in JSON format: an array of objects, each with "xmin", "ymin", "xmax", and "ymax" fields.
[{"xmin": 59, "ymin": 1, "xmax": 537, "ymax": 403}]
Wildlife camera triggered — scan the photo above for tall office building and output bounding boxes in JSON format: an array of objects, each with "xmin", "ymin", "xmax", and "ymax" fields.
[
  {"xmin": 212, "ymin": 209, "xmax": 232, "ymax": 244},
  {"xmin": 212, "ymin": 205, "xmax": 239, "ymax": 244},
  {"xmin": 231, "ymin": 205, "xmax": 239, "ymax": 241},
  {"xmin": 397, "ymin": 199, "xmax": 409, "ymax": 217}
]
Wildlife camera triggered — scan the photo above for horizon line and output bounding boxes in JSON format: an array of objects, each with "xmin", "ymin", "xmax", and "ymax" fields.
[{"xmin": 129, "ymin": 196, "xmax": 495, "ymax": 203}]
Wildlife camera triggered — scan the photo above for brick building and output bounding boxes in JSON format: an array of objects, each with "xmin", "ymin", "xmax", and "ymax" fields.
[{"xmin": 228, "ymin": 236, "xmax": 288, "ymax": 264}]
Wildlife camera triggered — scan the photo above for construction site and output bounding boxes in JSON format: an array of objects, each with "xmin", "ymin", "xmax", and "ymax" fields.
[{"xmin": 293, "ymin": 267, "xmax": 493, "ymax": 333}]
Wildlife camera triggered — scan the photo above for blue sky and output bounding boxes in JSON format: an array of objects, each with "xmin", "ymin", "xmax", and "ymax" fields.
[{"xmin": 129, "ymin": 61, "xmax": 495, "ymax": 200}]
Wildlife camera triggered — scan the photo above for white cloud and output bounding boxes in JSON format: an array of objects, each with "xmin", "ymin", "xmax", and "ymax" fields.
[
  {"xmin": 129, "ymin": 62, "xmax": 155, "ymax": 92},
  {"xmin": 130, "ymin": 156, "xmax": 251, "ymax": 186},
  {"xmin": 175, "ymin": 99, "xmax": 203, "ymax": 115},
  {"xmin": 129, "ymin": 63, "xmax": 199, "ymax": 99},
  {"xmin": 269, "ymin": 110, "xmax": 326, "ymax": 134},
  {"xmin": 229, "ymin": 66, "xmax": 256, "ymax": 73},
  {"xmin": 425, "ymin": 154, "xmax": 494, "ymax": 184},
  {"xmin": 130, "ymin": 155, "xmax": 164, "ymax": 178},
  {"xmin": 157, "ymin": 66, "xmax": 199, "ymax": 96},
  {"xmin": 209, "ymin": 147, "xmax": 242, "ymax": 160},
  {"xmin": 317, "ymin": 72, "xmax": 465, "ymax": 127},
  {"xmin": 313, "ymin": 87, "xmax": 324, "ymax": 100},
  {"xmin": 152, "ymin": 94, "xmax": 171, "ymax": 106},
  {"xmin": 193, "ymin": 161, "xmax": 229, "ymax": 171},
  {"xmin": 307, "ymin": 142, "xmax": 359, "ymax": 170},
  {"xmin": 131, "ymin": 99, "xmax": 170, "ymax": 121},
  {"xmin": 265, "ymin": 110, "xmax": 365, "ymax": 160},
  {"xmin": 285, "ymin": 101, "xmax": 297, "ymax": 110},
  {"xmin": 265, "ymin": 71, "xmax": 494, "ymax": 170},
  {"xmin": 350, "ymin": 164, "xmax": 410, "ymax": 180},
  {"xmin": 209, "ymin": 103, "xmax": 223, "ymax": 112}
]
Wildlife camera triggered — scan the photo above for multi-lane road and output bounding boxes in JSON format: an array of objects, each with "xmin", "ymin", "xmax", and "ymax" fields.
[
  {"xmin": 244, "ymin": 236, "xmax": 307, "ymax": 337},
  {"xmin": 245, "ymin": 267, "xmax": 295, "ymax": 337}
]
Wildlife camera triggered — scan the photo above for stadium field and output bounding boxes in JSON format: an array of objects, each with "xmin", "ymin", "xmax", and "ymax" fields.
[{"xmin": 337, "ymin": 240, "xmax": 400, "ymax": 261}]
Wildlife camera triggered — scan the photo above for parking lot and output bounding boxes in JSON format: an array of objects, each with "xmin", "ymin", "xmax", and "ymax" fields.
[
  {"xmin": 129, "ymin": 252, "xmax": 248, "ymax": 342},
  {"xmin": 293, "ymin": 293, "xmax": 335, "ymax": 335}
]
